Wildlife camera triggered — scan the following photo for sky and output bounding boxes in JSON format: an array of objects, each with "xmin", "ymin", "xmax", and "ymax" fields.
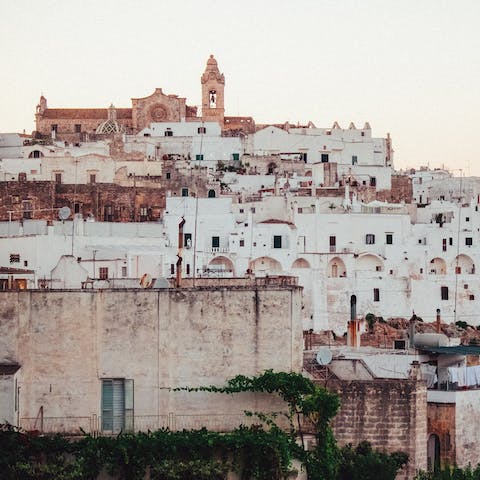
[{"xmin": 1, "ymin": 0, "xmax": 479, "ymax": 174}]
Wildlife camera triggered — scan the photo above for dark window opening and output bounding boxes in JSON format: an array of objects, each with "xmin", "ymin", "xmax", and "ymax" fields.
[
  {"xmin": 181, "ymin": 188, "xmax": 189, "ymax": 197},
  {"xmin": 466, "ymin": 237, "xmax": 473, "ymax": 246},
  {"xmin": 74, "ymin": 124, "xmax": 81, "ymax": 133},
  {"xmin": 386, "ymin": 233, "xmax": 393, "ymax": 245},
  {"xmin": 90, "ymin": 174, "xmax": 96, "ymax": 184},
  {"xmin": 373, "ymin": 288, "xmax": 380, "ymax": 302},
  {"xmin": 166, "ymin": 172, "xmax": 171, "ymax": 179},
  {"xmin": 10, "ymin": 254, "xmax": 20, "ymax": 263},
  {"xmin": 212, "ymin": 236, "xmax": 220, "ymax": 248},
  {"xmin": 441, "ymin": 286, "xmax": 449, "ymax": 300},
  {"xmin": 55, "ymin": 173, "xmax": 62, "ymax": 184},
  {"xmin": 321, "ymin": 153, "xmax": 329, "ymax": 163},
  {"xmin": 365, "ymin": 234, "xmax": 375, "ymax": 245},
  {"xmin": 370, "ymin": 177, "xmax": 376, "ymax": 187},
  {"xmin": 198, "ymin": 127, "xmax": 206, "ymax": 134},
  {"xmin": 99, "ymin": 267, "xmax": 109, "ymax": 280},
  {"xmin": 273, "ymin": 235, "xmax": 282, "ymax": 249}
]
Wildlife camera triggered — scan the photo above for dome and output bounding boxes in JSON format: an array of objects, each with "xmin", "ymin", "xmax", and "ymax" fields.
[{"xmin": 96, "ymin": 119, "xmax": 125, "ymax": 134}]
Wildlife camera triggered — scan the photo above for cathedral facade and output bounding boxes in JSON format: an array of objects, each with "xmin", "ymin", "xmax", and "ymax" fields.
[{"xmin": 34, "ymin": 55, "xmax": 254, "ymax": 142}]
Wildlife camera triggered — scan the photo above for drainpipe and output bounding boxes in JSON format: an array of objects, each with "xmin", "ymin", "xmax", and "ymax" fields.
[{"xmin": 176, "ymin": 217, "xmax": 186, "ymax": 287}]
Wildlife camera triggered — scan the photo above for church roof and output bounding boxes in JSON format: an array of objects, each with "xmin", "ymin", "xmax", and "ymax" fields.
[{"xmin": 41, "ymin": 108, "xmax": 132, "ymax": 120}]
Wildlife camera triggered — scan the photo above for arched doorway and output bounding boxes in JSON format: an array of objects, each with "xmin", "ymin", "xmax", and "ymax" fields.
[
  {"xmin": 328, "ymin": 257, "xmax": 346, "ymax": 278},
  {"xmin": 427, "ymin": 433, "xmax": 440, "ymax": 471},
  {"xmin": 208, "ymin": 189, "xmax": 216, "ymax": 198}
]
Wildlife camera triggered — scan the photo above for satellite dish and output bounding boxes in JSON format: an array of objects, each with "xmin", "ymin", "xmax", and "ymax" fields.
[
  {"xmin": 58, "ymin": 206, "xmax": 71, "ymax": 220},
  {"xmin": 139, "ymin": 273, "xmax": 153, "ymax": 288},
  {"xmin": 316, "ymin": 347, "xmax": 333, "ymax": 366}
]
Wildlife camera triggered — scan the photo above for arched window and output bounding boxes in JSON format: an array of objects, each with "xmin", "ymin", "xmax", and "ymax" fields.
[
  {"xmin": 28, "ymin": 150, "xmax": 44, "ymax": 158},
  {"xmin": 208, "ymin": 189, "xmax": 216, "ymax": 198}
]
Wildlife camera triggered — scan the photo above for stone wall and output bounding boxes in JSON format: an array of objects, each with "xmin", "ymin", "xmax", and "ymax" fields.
[
  {"xmin": 329, "ymin": 376, "xmax": 427, "ymax": 479},
  {"xmin": 0, "ymin": 286, "xmax": 303, "ymax": 433}
]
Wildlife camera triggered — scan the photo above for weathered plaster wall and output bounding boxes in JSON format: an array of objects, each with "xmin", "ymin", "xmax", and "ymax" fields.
[{"xmin": 0, "ymin": 287, "xmax": 302, "ymax": 431}]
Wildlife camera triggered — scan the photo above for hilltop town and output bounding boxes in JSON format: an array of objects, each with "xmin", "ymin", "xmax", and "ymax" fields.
[{"xmin": 1, "ymin": 55, "xmax": 480, "ymax": 479}]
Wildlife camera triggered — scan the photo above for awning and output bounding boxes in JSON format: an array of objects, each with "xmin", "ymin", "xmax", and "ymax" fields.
[{"xmin": 421, "ymin": 346, "xmax": 480, "ymax": 356}]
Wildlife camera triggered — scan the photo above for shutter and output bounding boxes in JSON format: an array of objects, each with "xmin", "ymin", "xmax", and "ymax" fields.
[
  {"xmin": 112, "ymin": 379, "xmax": 125, "ymax": 433},
  {"xmin": 101, "ymin": 380, "xmax": 113, "ymax": 431},
  {"xmin": 125, "ymin": 379, "xmax": 134, "ymax": 432}
]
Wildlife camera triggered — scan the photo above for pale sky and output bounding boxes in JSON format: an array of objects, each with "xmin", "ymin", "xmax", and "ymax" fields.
[{"xmin": 1, "ymin": 0, "xmax": 479, "ymax": 174}]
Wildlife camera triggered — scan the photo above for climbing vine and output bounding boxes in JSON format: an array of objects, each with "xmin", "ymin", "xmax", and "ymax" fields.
[{"xmin": 0, "ymin": 371, "xmax": 407, "ymax": 479}]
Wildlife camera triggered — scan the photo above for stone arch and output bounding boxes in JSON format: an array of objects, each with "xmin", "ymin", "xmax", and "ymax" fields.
[
  {"xmin": 429, "ymin": 257, "xmax": 446, "ymax": 275},
  {"xmin": 427, "ymin": 433, "xmax": 441, "ymax": 471},
  {"xmin": 328, "ymin": 257, "xmax": 346, "ymax": 278},
  {"xmin": 208, "ymin": 256, "xmax": 235, "ymax": 276},
  {"xmin": 28, "ymin": 150, "xmax": 44, "ymax": 158},
  {"xmin": 249, "ymin": 256, "xmax": 282, "ymax": 275},
  {"xmin": 356, "ymin": 253, "xmax": 384, "ymax": 273},
  {"xmin": 453, "ymin": 254, "xmax": 475, "ymax": 274},
  {"xmin": 292, "ymin": 258, "xmax": 310, "ymax": 269},
  {"xmin": 207, "ymin": 189, "xmax": 216, "ymax": 198}
]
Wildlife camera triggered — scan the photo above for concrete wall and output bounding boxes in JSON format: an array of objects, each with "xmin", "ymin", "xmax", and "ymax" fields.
[{"xmin": 0, "ymin": 286, "xmax": 302, "ymax": 432}]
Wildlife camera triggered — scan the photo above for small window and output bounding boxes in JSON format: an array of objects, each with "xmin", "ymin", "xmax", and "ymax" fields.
[
  {"xmin": 184, "ymin": 233, "xmax": 192, "ymax": 247},
  {"xmin": 449, "ymin": 237, "xmax": 453, "ymax": 246},
  {"xmin": 251, "ymin": 207, "xmax": 256, "ymax": 213},
  {"xmin": 470, "ymin": 294, "xmax": 475, "ymax": 301},
  {"xmin": 370, "ymin": 177, "xmax": 376, "ymax": 187},
  {"xmin": 212, "ymin": 236, "xmax": 220, "ymax": 248},
  {"xmin": 51, "ymin": 124, "xmax": 58, "ymax": 133},
  {"xmin": 352, "ymin": 155, "xmax": 358, "ymax": 165},
  {"xmin": 181, "ymin": 188, "xmax": 189, "ymax": 197},
  {"xmin": 442, "ymin": 238, "xmax": 447, "ymax": 252},
  {"xmin": 121, "ymin": 266, "xmax": 127, "ymax": 277},
  {"xmin": 99, "ymin": 267, "xmax": 109, "ymax": 280},
  {"xmin": 186, "ymin": 264, "xmax": 191, "ymax": 275},
  {"xmin": 90, "ymin": 174, "xmax": 96, "ymax": 184},
  {"xmin": 386, "ymin": 233, "xmax": 393, "ymax": 245},
  {"xmin": 166, "ymin": 172, "xmax": 171, "ymax": 179},
  {"xmin": 232, "ymin": 153, "xmax": 240, "ymax": 161},
  {"xmin": 208, "ymin": 189, "xmax": 216, "ymax": 198},
  {"xmin": 23, "ymin": 201, "xmax": 33, "ymax": 219},
  {"xmin": 239, "ymin": 208, "xmax": 244, "ymax": 213},
  {"xmin": 273, "ymin": 235, "xmax": 282, "ymax": 249},
  {"xmin": 164, "ymin": 129, "xmax": 173, "ymax": 137},
  {"xmin": 101, "ymin": 378, "xmax": 134, "ymax": 433},
  {"xmin": 74, "ymin": 124, "xmax": 81, "ymax": 133},
  {"xmin": 464, "ymin": 284, "xmax": 469, "ymax": 289},
  {"xmin": 239, "ymin": 239, "xmax": 245, "ymax": 247},
  {"xmin": 365, "ymin": 234, "xmax": 375, "ymax": 245},
  {"xmin": 197, "ymin": 127, "xmax": 206, "ymax": 134},
  {"xmin": 170, "ymin": 264, "xmax": 175, "ymax": 275},
  {"xmin": 321, "ymin": 153, "xmax": 329, "ymax": 163},
  {"xmin": 195, "ymin": 154, "xmax": 204, "ymax": 161},
  {"xmin": 466, "ymin": 217, "xmax": 470, "ymax": 222},
  {"xmin": 466, "ymin": 237, "xmax": 473, "ymax": 246},
  {"xmin": 55, "ymin": 173, "xmax": 62, "ymax": 184},
  {"xmin": 10, "ymin": 254, "xmax": 20, "ymax": 263},
  {"xmin": 441, "ymin": 286, "xmax": 449, "ymax": 300},
  {"xmin": 329, "ymin": 235, "xmax": 336, "ymax": 252},
  {"xmin": 373, "ymin": 288, "xmax": 380, "ymax": 302},
  {"xmin": 420, "ymin": 268, "xmax": 423, "ymax": 274},
  {"xmin": 361, "ymin": 131, "xmax": 365, "ymax": 136},
  {"xmin": 298, "ymin": 207, "xmax": 303, "ymax": 213}
]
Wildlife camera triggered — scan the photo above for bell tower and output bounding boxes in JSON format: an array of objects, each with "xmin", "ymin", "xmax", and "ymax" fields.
[{"xmin": 201, "ymin": 55, "xmax": 225, "ymax": 125}]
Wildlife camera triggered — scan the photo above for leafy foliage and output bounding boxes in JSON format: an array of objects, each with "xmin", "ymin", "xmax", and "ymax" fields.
[{"xmin": 415, "ymin": 464, "xmax": 480, "ymax": 480}]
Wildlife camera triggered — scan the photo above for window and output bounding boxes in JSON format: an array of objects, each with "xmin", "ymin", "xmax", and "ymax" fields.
[
  {"xmin": 195, "ymin": 154, "xmax": 204, "ymax": 161},
  {"xmin": 197, "ymin": 126, "xmax": 206, "ymax": 134},
  {"xmin": 329, "ymin": 236, "xmax": 336, "ymax": 253},
  {"xmin": 166, "ymin": 172, "xmax": 171, "ymax": 180},
  {"xmin": 370, "ymin": 177, "xmax": 376, "ymax": 187},
  {"xmin": 466, "ymin": 237, "xmax": 473, "ymax": 246},
  {"xmin": 10, "ymin": 254, "xmax": 20, "ymax": 263},
  {"xmin": 208, "ymin": 189, "xmax": 216, "ymax": 198},
  {"xmin": 373, "ymin": 288, "xmax": 380, "ymax": 302},
  {"xmin": 74, "ymin": 124, "xmax": 81, "ymax": 133},
  {"xmin": 121, "ymin": 266, "xmax": 127, "ymax": 277},
  {"xmin": 29, "ymin": 150, "xmax": 43, "ymax": 158},
  {"xmin": 184, "ymin": 233, "xmax": 192, "ymax": 247},
  {"xmin": 466, "ymin": 217, "xmax": 470, "ymax": 222},
  {"xmin": 239, "ymin": 239, "xmax": 245, "ymax": 247},
  {"xmin": 239, "ymin": 208, "xmax": 244, "ymax": 213},
  {"xmin": 441, "ymin": 286, "xmax": 449, "ymax": 300},
  {"xmin": 386, "ymin": 233, "xmax": 393, "ymax": 245},
  {"xmin": 181, "ymin": 188, "xmax": 189, "ymax": 197},
  {"xmin": 321, "ymin": 153, "xmax": 329, "ymax": 163},
  {"xmin": 273, "ymin": 235, "xmax": 282, "ymax": 248},
  {"xmin": 164, "ymin": 129, "xmax": 173, "ymax": 137},
  {"xmin": 23, "ymin": 201, "xmax": 32, "ymax": 219},
  {"xmin": 442, "ymin": 238, "xmax": 447, "ymax": 252},
  {"xmin": 298, "ymin": 207, "xmax": 303, "ymax": 213},
  {"xmin": 99, "ymin": 267, "xmax": 109, "ymax": 280},
  {"xmin": 139, "ymin": 205, "xmax": 148, "ymax": 221},
  {"xmin": 170, "ymin": 264, "xmax": 175, "ymax": 275},
  {"xmin": 251, "ymin": 207, "xmax": 256, "ymax": 213},
  {"xmin": 449, "ymin": 237, "xmax": 453, "ymax": 246},
  {"xmin": 352, "ymin": 155, "xmax": 358, "ymax": 165},
  {"xmin": 186, "ymin": 264, "xmax": 190, "ymax": 275},
  {"xmin": 232, "ymin": 153, "xmax": 240, "ymax": 161},
  {"xmin": 212, "ymin": 236, "xmax": 220, "ymax": 248},
  {"xmin": 51, "ymin": 124, "xmax": 58, "ymax": 133},
  {"xmin": 470, "ymin": 294, "xmax": 475, "ymax": 301},
  {"xmin": 101, "ymin": 379, "xmax": 133, "ymax": 433},
  {"xmin": 55, "ymin": 173, "xmax": 62, "ymax": 184},
  {"xmin": 90, "ymin": 174, "xmax": 96, "ymax": 184},
  {"xmin": 365, "ymin": 234, "xmax": 375, "ymax": 245}
]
